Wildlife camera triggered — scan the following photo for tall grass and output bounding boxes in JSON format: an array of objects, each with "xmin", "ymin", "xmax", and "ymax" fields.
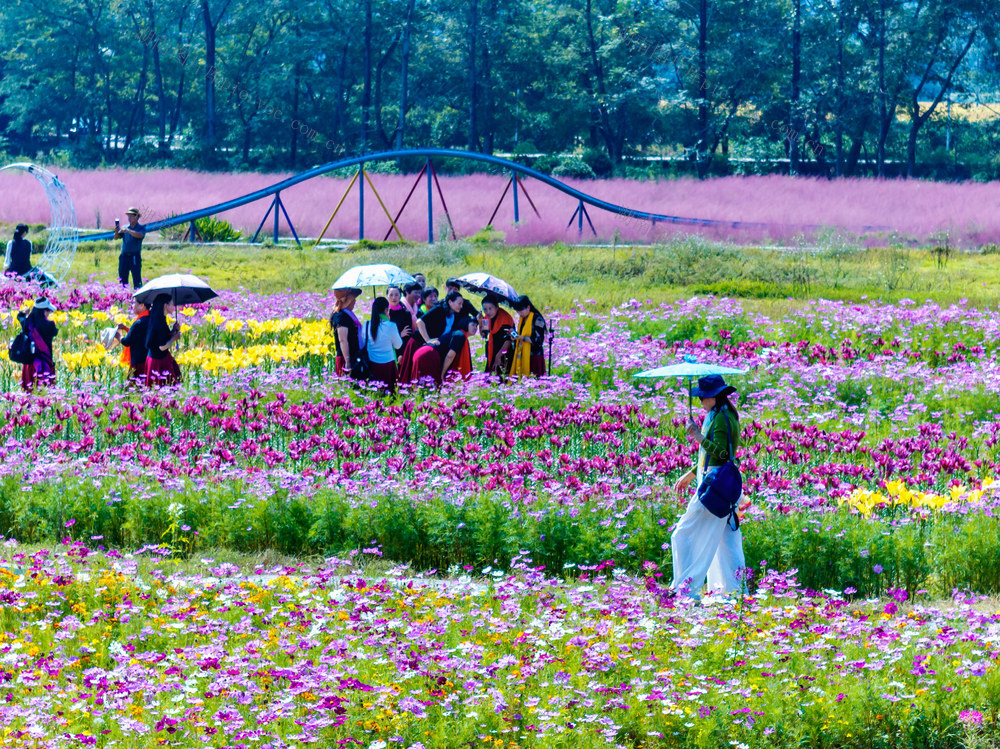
[{"xmin": 2, "ymin": 166, "xmax": 1000, "ymax": 246}]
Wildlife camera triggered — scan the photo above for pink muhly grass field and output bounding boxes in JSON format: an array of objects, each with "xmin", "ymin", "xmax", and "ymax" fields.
[{"xmin": 1, "ymin": 166, "xmax": 998, "ymax": 247}]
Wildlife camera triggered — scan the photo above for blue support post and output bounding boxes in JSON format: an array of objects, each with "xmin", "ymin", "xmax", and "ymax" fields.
[
  {"xmin": 273, "ymin": 192, "xmax": 281, "ymax": 243},
  {"xmin": 512, "ymin": 171, "xmax": 520, "ymax": 224},
  {"xmin": 427, "ymin": 158, "xmax": 434, "ymax": 244},
  {"xmin": 358, "ymin": 165, "xmax": 365, "ymax": 240},
  {"xmin": 577, "ymin": 200, "xmax": 584, "ymax": 235}
]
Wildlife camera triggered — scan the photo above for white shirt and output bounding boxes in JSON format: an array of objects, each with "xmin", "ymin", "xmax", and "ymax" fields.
[{"xmin": 363, "ymin": 319, "xmax": 403, "ymax": 364}]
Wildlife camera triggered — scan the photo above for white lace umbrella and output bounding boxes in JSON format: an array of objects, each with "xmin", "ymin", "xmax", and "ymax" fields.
[{"xmin": 332, "ymin": 264, "xmax": 415, "ymax": 291}]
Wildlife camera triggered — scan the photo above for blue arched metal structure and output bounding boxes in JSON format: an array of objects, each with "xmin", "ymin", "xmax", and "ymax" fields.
[{"xmin": 78, "ymin": 148, "xmax": 885, "ymax": 243}]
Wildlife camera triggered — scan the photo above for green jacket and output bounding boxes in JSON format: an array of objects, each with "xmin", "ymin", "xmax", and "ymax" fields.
[{"xmin": 701, "ymin": 406, "xmax": 740, "ymax": 468}]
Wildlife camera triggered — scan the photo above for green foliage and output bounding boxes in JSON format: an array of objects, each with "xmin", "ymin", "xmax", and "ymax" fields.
[
  {"xmin": 552, "ymin": 157, "xmax": 596, "ymax": 180},
  {"xmin": 194, "ymin": 217, "xmax": 243, "ymax": 243}
]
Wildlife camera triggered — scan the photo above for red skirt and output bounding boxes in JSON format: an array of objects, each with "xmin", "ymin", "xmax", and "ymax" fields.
[
  {"xmin": 335, "ymin": 355, "xmax": 347, "ymax": 377},
  {"xmin": 144, "ymin": 353, "xmax": 182, "ymax": 387},
  {"xmin": 21, "ymin": 361, "xmax": 55, "ymax": 393},
  {"xmin": 369, "ymin": 360, "xmax": 398, "ymax": 392},
  {"xmin": 395, "ymin": 338, "xmax": 421, "ymax": 385},
  {"xmin": 409, "ymin": 346, "xmax": 442, "ymax": 385}
]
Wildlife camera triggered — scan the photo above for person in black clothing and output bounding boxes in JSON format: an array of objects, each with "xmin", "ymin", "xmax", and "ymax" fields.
[
  {"xmin": 409, "ymin": 316, "xmax": 478, "ymax": 385},
  {"xmin": 419, "ymin": 286, "xmax": 438, "ymax": 315},
  {"xmin": 416, "ymin": 291, "xmax": 467, "ymax": 344},
  {"xmin": 114, "ymin": 207, "xmax": 146, "ymax": 289},
  {"xmin": 144, "ymin": 294, "xmax": 182, "ymax": 387},
  {"xmin": 329, "ymin": 287, "xmax": 363, "ymax": 377},
  {"xmin": 4, "ymin": 224, "xmax": 33, "ymax": 278},
  {"xmin": 445, "ymin": 278, "xmax": 479, "ymax": 319},
  {"xmin": 509, "ymin": 294, "xmax": 547, "ymax": 377},
  {"xmin": 18, "ymin": 297, "xmax": 58, "ymax": 392},
  {"xmin": 386, "ymin": 285, "xmax": 414, "ymax": 345},
  {"xmin": 113, "ymin": 299, "xmax": 151, "ymax": 381}
]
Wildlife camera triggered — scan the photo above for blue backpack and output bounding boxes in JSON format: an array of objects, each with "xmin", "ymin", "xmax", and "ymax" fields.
[{"xmin": 697, "ymin": 407, "xmax": 743, "ymax": 529}]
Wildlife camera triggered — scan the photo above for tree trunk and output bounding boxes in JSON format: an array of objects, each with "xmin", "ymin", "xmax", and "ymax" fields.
[
  {"xmin": 395, "ymin": 0, "xmax": 416, "ymax": 151},
  {"xmin": 146, "ymin": 1, "xmax": 168, "ymax": 156},
  {"xmin": 290, "ymin": 62, "xmax": 301, "ymax": 168},
  {"xmin": 202, "ymin": 1, "xmax": 218, "ymax": 149},
  {"xmin": 876, "ymin": 0, "xmax": 887, "ymax": 177},
  {"xmin": 835, "ymin": 0, "xmax": 845, "ymax": 176},
  {"xmin": 789, "ymin": 0, "xmax": 802, "ymax": 174},
  {"xmin": 360, "ymin": 0, "xmax": 373, "ymax": 153},
  {"xmin": 905, "ymin": 29, "xmax": 976, "ymax": 177},
  {"xmin": 468, "ymin": 0, "xmax": 479, "ymax": 151},
  {"xmin": 375, "ymin": 36, "xmax": 399, "ymax": 148},
  {"xmin": 696, "ymin": 0, "xmax": 710, "ymax": 178},
  {"xmin": 585, "ymin": 0, "xmax": 616, "ymax": 162}
]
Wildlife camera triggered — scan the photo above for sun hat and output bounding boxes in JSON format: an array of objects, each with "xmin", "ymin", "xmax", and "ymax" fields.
[
  {"xmin": 690, "ymin": 374, "xmax": 737, "ymax": 399},
  {"xmin": 125, "ymin": 207, "xmax": 141, "ymax": 216},
  {"xmin": 33, "ymin": 298, "xmax": 56, "ymax": 312}
]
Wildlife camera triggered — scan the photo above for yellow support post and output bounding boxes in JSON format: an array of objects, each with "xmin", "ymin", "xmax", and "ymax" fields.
[
  {"xmin": 311, "ymin": 169, "xmax": 361, "ymax": 250},
  {"xmin": 362, "ymin": 168, "xmax": 406, "ymax": 242}
]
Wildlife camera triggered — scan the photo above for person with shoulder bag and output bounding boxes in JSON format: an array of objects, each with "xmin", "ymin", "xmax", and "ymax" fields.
[
  {"xmin": 15, "ymin": 298, "xmax": 59, "ymax": 392},
  {"xmin": 669, "ymin": 375, "xmax": 747, "ymax": 600},
  {"xmin": 364, "ymin": 296, "xmax": 404, "ymax": 392}
]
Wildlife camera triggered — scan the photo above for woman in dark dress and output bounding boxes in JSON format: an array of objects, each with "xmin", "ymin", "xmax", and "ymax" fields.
[
  {"xmin": 144, "ymin": 294, "xmax": 182, "ymax": 387},
  {"xmin": 509, "ymin": 295, "xmax": 546, "ymax": 377},
  {"xmin": 18, "ymin": 297, "xmax": 58, "ymax": 392},
  {"xmin": 329, "ymin": 287, "xmax": 363, "ymax": 377},
  {"xmin": 479, "ymin": 295, "xmax": 514, "ymax": 374}
]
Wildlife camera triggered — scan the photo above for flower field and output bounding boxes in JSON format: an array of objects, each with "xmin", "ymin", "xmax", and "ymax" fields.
[{"xmin": 3, "ymin": 274, "xmax": 1000, "ymax": 746}]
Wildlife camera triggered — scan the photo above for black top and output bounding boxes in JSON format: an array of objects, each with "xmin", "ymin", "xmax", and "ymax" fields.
[
  {"xmin": 19, "ymin": 311, "xmax": 57, "ymax": 349},
  {"xmin": 389, "ymin": 307, "xmax": 412, "ymax": 343},
  {"xmin": 420, "ymin": 301, "xmax": 465, "ymax": 340},
  {"xmin": 516, "ymin": 311, "xmax": 547, "ymax": 356},
  {"xmin": 430, "ymin": 330, "xmax": 468, "ymax": 356},
  {"xmin": 121, "ymin": 316, "xmax": 151, "ymax": 372},
  {"xmin": 145, "ymin": 304, "xmax": 173, "ymax": 360},
  {"xmin": 6, "ymin": 239, "xmax": 32, "ymax": 275},
  {"xmin": 459, "ymin": 298, "xmax": 478, "ymax": 319},
  {"xmin": 330, "ymin": 310, "xmax": 360, "ymax": 360}
]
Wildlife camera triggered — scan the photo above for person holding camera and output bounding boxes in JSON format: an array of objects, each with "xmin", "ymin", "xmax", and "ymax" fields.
[
  {"xmin": 479, "ymin": 295, "xmax": 514, "ymax": 374},
  {"xmin": 114, "ymin": 207, "xmax": 146, "ymax": 289}
]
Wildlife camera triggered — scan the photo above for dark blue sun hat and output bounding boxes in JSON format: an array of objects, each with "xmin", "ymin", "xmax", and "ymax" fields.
[{"xmin": 690, "ymin": 374, "xmax": 737, "ymax": 399}]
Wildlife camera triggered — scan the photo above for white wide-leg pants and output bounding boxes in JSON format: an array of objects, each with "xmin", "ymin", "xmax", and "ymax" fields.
[{"xmin": 670, "ymin": 493, "xmax": 746, "ymax": 599}]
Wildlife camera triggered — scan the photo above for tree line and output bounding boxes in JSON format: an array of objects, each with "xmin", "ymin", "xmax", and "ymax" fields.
[{"xmin": 0, "ymin": 0, "xmax": 998, "ymax": 179}]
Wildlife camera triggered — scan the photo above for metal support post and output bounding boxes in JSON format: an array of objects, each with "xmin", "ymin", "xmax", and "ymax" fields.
[
  {"xmin": 512, "ymin": 171, "xmax": 520, "ymax": 224},
  {"xmin": 358, "ymin": 164, "xmax": 365, "ymax": 240},
  {"xmin": 427, "ymin": 158, "xmax": 434, "ymax": 244}
]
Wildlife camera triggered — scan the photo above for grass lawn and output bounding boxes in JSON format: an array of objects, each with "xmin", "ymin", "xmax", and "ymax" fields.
[{"xmin": 64, "ymin": 235, "xmax": 1000, "ymax": 311}]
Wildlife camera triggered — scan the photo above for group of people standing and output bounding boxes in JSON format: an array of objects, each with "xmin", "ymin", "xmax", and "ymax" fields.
[
  {"xmin": 14, "ymin": 293, "xmax": 182, "ymax": 392},
  {"xmin": 329, "ymin": 275, "xmax": 547, "ymax": 392}
]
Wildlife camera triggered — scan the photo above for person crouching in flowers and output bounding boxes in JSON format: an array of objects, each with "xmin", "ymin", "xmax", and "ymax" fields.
[
  {"xmin": 409, "ymin": 316, "xmax": 476, "ymax": 386},
  {"xmin": 329, "ymin": 287, "xmax": 363, "ymax": 377},
  {"xmin": 479, "ymin": 295, "xmax": 514, "ymax": 374},
  {"xmin": 670, "ymin": 375, "xmax": 746, "ymax": 600},
  {"xmin": 144, "ymin": 294, "xmax": 182, "ymax": 387},
  {"xmin": 17, "ymin": 297, "xmax": 58, "ymax": 392},
  {"xmin": 364, "ymin": 296, "xmax": 404, "ymax": 392},
  {"xmin": 509, "ymin": 295, "xmax": 546, "ymax": 377}
]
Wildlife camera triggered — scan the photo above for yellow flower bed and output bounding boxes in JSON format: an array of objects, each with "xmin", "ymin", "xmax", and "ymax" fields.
[{"xmin": 840, "ymin": 478, "xmax": 998, "ymax": 516}]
